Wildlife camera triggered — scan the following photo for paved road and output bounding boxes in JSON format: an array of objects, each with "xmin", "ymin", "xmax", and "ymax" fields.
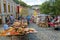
[
  {"xmin": 28, "ymin": 23, "xmax": 60, "ymax": 40},
  {"xmin": 0, "ymin": 23, "xmax": 60, "ymax": 40}
]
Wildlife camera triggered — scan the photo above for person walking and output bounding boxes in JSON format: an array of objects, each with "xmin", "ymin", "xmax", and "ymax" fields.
[
  {"xmin": 5, "ymin": 15, "xmax": 10, "ymax": 23},
  {"xmin": 10, "ymin": 14, "xmax": 15, "ymax": 24},
  {"xmin": 26, "ymin": 15, "xmax": 31, "ymax": 25},
  {"xmin": 18, "ymin": 15, "xmax": 21, "ymax": 20}
]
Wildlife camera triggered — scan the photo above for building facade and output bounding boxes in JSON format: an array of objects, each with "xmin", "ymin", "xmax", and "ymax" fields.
[{"xmin": 0, "ymin": 0, "xmax": 19, "ymax": 24}]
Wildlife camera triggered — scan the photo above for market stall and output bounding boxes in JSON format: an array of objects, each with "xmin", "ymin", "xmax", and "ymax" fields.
[
  {"xmin": 0, "ymin": 20, "xmax": 37, "ymax": 40},
  {"xmin": 38, "ymin": 14, "xmax": 48, "ymax": 27}
]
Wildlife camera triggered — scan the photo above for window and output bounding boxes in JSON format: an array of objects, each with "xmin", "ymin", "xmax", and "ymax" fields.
[
  {"xmin": 4, "ymin": 3, "xmax": 6, "ymax": 12},
  {"xmin": 12, "ymin": 6, "xmax": 13, "ymax": 12},
  {"xmin": 0, "ymin": 3, "xmax": 1, "ymax": 13},
  {"xmin": 8, "ymin": 4, "xmax": 10, "ymax": 12}
]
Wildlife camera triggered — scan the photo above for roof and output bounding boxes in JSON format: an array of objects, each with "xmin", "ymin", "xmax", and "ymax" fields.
[{"xmin": 32, "ymin": 5, "xmax": 39, "ymax": 7}]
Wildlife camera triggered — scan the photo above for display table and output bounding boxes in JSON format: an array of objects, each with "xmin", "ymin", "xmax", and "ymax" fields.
[
  {"xmin": 38, "ymin": 22, "xmax": 48, "ymax": 27},
  {"xmin": 0, "ymin": 27, "xmax": 37, "ymax": 40}
]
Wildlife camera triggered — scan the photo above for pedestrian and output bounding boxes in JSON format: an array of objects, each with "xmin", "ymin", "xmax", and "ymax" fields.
[
  {"xmin": 5, "ymin": 17, "xmax": 7, "ymax": 23},
  {"xmin": 46, "ymin": 16, "xmax": 50, "ymax": 27},
  {"xmin": 26, "ymin": 15, "xmax": 31, "ymax": 25},
  {"xmin": 3, "ymin": 20, "xmax": 9, "ymax": 30},
  {"xmin": 31, "ymin": 16, "xmax": 34, "ymax": 23},
  {"xmin": 5, "ymin": 15, "xmax": 9, "ymax": 23},
  {"xmin": 10, "ymin": 14, "xmax": 15, "ymax": 24},
  {"xmin": 36, "ymin": 16, "xmax": 40, "ymax": 24},
  {"xmin": 18, "ymin": 15, "xmax": 21, "ymax": 20}
]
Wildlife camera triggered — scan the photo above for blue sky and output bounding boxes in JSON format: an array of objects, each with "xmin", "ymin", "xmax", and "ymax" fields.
[{"xmin": 21, "ymin": 0, "xmax": 47, "ymax": 5}]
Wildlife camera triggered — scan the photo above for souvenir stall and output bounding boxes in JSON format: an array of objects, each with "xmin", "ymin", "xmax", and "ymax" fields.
[
  {"xmin": 38, "ymin": 14, "xmax": 48, "ymax": 27},
  {"xmin": 0, "ymin": 20, "xmax": 37, "ymax": 40}
]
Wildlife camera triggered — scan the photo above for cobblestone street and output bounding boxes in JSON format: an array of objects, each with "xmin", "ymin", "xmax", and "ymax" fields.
[
  {"xmin": 0, "ymin": 0, "xmax": 60, "ymax": 40},
  {"xmin": 0, "ymin": 23, "xmax": 60, "ymax": 40},
  {"xmin": 28, "ymin": 23, "xmax": 60, "ymax": 40}
]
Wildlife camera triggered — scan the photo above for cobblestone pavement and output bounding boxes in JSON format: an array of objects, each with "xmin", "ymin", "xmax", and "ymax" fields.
[
  {"xmin": 28, "ymin": 23, "xmax": 60, "ymax": 40},
  {"xmin": 0, "ymin": 23, "xmax": 60, "ymax": 40}
]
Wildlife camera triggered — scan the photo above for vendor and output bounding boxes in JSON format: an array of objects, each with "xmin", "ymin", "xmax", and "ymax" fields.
[{"xmin": 3, "ymin": 20, "xmax": 9, "ymax": 30}]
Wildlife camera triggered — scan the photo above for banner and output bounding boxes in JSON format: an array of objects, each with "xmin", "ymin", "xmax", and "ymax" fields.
[
  {"xmin": 33, "ymin": 10, "xmax": 37, "ymax": 17},
  {"xmin": 17, "ymin": 6, "xmax": 19, "ymax": 13},
  {"xmin": 19, "ymin": 7, "xmax": 22, "ymax": 13}
]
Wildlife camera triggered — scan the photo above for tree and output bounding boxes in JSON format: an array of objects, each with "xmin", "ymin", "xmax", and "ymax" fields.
[
  {"xmin": 13, "ymin": 0, "xmax": 31, "ymax": 7},
  {"xmin": 19, "ymin": 1, "xmax": 27, "ymax": 7},
  {"xmin": 13, "ymin": 0, "xmax": 27, "ymax": 7},
  {"xmin": 40, "ymin": 1, "xmax": 52, "ymax": 14},
  {"xmin": 27, "ymin": 5, "xmax": 32, "ymax": 8},
  {"xmin": 40, "ymin": 0, "xmax": 60, "ymax": 16},
  {"xmin": 54, "ymin": 0, "xmax": 60, "ymax": 15},
  {"xmin": 13, "ymin": 0, "xmax": 20, "ymax": 4}
]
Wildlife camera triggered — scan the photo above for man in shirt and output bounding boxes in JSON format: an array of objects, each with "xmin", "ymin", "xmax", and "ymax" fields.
[
  {"xmin": 26, "ymin": 15, "xmax": 31, "ymax": 25},
  {"xmin": 3, "ymin": 20, "xmax": 9, "ymax": 30},
  {"xmin": 10, "ymin": 14, "xmax": 15, "ymax": 24}
]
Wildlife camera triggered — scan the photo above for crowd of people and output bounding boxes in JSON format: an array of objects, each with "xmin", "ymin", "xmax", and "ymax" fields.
[
  {"xmin": 4, "ymin": 14, "xmax": 60, "ymax": 30},
  {"xmin": 45, "ymin": 15, "xmax": 60, "ymax": 30},
  {"xmin": 31, "ymin": 15, "xmax": 60, "ymax": 30},
  {"xmin": 3, "ymin": 15, "xmax": 31, "ymax": 30}
]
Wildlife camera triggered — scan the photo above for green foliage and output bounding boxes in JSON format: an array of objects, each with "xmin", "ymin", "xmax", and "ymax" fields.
[
  {"xmin": 19, "ymin": 1, "xmax": 27, "ymax": 7},
  {"xmin": 40, "ymin": 1, "xmax": 52, "ymax": 14},
  {"xmin": 54, "ymin": 0, "xmax": 60, "ymax": 15},
  {"xmin": 13, "ymin": 0, "xmax": 20, "ymax": 4},
  {"xmin": 19, "ymin": 1, "xmax": 32, "ymax": 7},
  {"xmin": 13, "ymin": 0, "xmax": 27, "ymax": 7},
  {"xmin": 27, "ymin": 5, "xmax": 32, "ymax": 8},
  {"xmin": 40, "ymin": 0, "xmax": 60, "ymax": 16},
  {"xmin": 13, "ymin": 0, "xmax": 31, "ymax": 8}
]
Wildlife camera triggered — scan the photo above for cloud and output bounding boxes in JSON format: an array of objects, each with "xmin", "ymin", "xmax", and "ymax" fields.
[{"xmin": 22, "ymin": 0, "xmax": 47, "ymax": 5}]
